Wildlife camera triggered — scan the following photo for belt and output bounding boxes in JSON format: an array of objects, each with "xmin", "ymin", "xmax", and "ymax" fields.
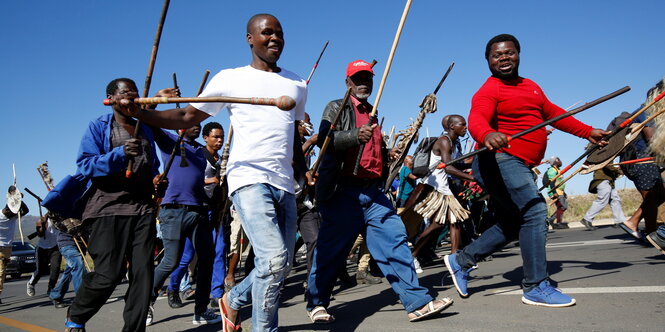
[{"xmin": 161, "ymin": 204, "xmax": 207, "ymax": 213}]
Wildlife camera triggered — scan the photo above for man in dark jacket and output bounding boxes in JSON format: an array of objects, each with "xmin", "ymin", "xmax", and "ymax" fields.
[{"xmin": 304, "ymin": 60, "xmax": 453, "ymax": 324}]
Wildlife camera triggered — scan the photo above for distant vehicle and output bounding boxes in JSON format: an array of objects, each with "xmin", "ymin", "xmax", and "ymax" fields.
[{"xmin": 6, "ymin": 241, "xmax": 36, "ymax": 279}]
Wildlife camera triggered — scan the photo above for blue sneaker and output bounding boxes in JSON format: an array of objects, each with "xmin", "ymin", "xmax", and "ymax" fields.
[
  {"xmin": 521, "ymin": 280, "xmax": 576, "ymax": 307},
  {"xmin": 444, "ymin": 254, "xmax": 469, "ymax": 297},
  {"xmin": 65, "ymin": 319, "xmax": 86, "ymax": 332}
]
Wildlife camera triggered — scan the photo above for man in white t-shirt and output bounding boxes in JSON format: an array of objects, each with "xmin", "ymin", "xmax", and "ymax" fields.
[{"xmin": 116, "ymin": 13, "xmax": 308, "ymax": 332}]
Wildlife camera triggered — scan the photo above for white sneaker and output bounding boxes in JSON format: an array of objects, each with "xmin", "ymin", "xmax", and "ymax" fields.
[
  {"xmin": 192, "ymin": 308, "xmax": 222, "ymax": 325},
  {"xmin": 145, "ymin": 304, "xmax": 154, "ymax": 326},
  {"xmin": 413, "ymin": 258, "xmax": 423, "ymax": 274}
]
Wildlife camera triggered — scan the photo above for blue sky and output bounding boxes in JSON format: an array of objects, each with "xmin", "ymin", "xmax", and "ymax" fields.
[{"xmin": 2, "ymin": 0, "xmax": 663, "ymax": 214}]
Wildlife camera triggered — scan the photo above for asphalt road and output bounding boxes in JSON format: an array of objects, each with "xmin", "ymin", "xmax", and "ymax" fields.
[{"xmin": 0, "ymin": 222, "xmax": 663, "ymax": 331}]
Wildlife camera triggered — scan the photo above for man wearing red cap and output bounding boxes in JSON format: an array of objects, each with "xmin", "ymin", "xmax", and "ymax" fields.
[{"xmin": 304, "ymin": 60, "xmax": 453, "ymax": 324}]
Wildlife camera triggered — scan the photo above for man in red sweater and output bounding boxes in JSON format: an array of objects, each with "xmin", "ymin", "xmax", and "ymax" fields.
[{"xmin": 443, "ymin": 34, "xmax": 609, "ymax": 307}]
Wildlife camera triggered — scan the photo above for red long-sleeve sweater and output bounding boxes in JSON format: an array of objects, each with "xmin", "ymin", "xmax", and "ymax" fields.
[{"xmin": 468, "ymin": 76, "xmax": 592, "ymax": 166}]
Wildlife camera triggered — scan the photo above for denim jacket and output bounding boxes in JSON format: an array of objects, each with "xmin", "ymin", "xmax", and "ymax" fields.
[{"xmin": 42, "ymin": 113, "xmax": 160, "ymax": 218}]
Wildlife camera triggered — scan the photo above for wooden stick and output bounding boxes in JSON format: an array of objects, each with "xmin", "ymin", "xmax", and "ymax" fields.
[
  {"xmin": 545, "ymin": 89, "xmax": 665, "ymax": 187},
  {"xmin": 436, "ymin": 86, "xmax": 630, "ymax": 172},
  {"xmin": 105, "ymin": 95, "xmax": 297, "ymax": 111},
  {"xmin": 74, "ymin": 238, "xmax": 91, "ymax": 272},
  {"xmin": 353, "ymin": 0, "xmax": 413, "ymax": 175},
  {"xmin": 219, "ymin": 125, "xmax": 234, "ymax": 187},
  {"xmin": 311, "ymin": 88, "xmax": 353, "ymax": 173},
  {"xmin": 306, "ymin": 40, "xmax": 329, "ymax": 85},
  {"xmin": 610, "ymin": 157, "xmax": 653, "ymax": 166},
  {"xmin": 127, "ymin": 0, "xmax": 171, "ymax": 178}
]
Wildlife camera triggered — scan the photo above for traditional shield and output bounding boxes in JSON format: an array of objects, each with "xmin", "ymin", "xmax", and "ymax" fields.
[
  {"xmin": 581, "ymin": 124, "xmax": 642, "ymax": 174},
  {"xmin": 6, "ymin": 186, "xmax": 22, "ymax": 214}
]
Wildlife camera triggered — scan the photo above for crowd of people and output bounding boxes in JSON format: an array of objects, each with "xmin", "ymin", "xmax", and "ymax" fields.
[{"xmin": 0, "ymin": 12, "xmax": 662, "ymax": 332}]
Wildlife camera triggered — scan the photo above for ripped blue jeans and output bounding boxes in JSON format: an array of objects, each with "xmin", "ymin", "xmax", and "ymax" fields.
[{"xmin": 228, "ymin": 183, "xmax": 296, "ymax": 332}]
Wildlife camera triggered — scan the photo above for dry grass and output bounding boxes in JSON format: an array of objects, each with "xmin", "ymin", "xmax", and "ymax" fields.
[{"xmin": 549, "ymin": 188, "xmax": 665, "ymax": 223}]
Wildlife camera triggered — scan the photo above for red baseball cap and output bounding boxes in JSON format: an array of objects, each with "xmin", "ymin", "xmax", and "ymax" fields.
[{"xmin": 346, "ymin": 59, "xmax": 374, "ymax": 78}]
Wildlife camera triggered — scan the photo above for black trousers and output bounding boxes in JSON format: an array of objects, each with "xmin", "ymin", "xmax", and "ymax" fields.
[
  {"xmin": 28, "ymin": 245, "xmax": 61, "ymax": 290},
  {"xmin": 69, "ymin": 214, "xmax": 155, "ymax": 332},
  {"xmin": 297, "ymin": 207, "xmax": 322, "ymax": 276}
]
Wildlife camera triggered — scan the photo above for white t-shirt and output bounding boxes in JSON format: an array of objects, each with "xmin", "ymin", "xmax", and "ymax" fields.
[
  {"xmin": 424, "ymin": 150, "xmax": 453, "ymax": 195},
  {"xmin": 0, "ymin": 212, "xmax": 17, "ymax": 247},
  {"xmin": 191, "ymin": 65, "xmax": 307, "ymax": 195}
]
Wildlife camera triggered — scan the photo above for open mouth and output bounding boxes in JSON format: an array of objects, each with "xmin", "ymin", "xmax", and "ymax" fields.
[{"xmin": 499, "ymin": 63, "xmax": 512, "ymax": 71}]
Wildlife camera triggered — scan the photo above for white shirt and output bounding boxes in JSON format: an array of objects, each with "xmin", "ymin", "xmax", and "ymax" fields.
[
  {"xmin": 424, "ymin": 149, "xmax": 453, "ymax": 195},
  {"xmin": 0, "ymin": 212, "xmax": 17, "ymax": 247},
  {"xmin": 191, "ymin": 65, "xmax": 307, "ymax": 195},
  {"xmin": 37, "ymin": 219, "xmax": 59, "ymax": 249}
]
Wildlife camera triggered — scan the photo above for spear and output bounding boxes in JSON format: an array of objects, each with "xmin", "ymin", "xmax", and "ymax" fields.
[
  {"xmin": 434, "ymin": 86, "xmax": 631, "ymax": 172},
  {"xmin": 305, "ymin": 40, "xmax": 329, "ymax": 85},
  {"xmin": 542, "ymin": 89, "xmax": 665, "ymax": 190},
  {"xmin": 383, "ymin": 62, "xmax": 455, "ymax": 190},
  {"xmin": 126, "ymin": 0, "xmax": 171, "ymax": 178},
  {"xmin": 353, "ymin": 0, "xmax": 413, "ymax": 175},
  {"xmin": 610, "ymin": 157, "xmax": 653, "ymax": 166}
]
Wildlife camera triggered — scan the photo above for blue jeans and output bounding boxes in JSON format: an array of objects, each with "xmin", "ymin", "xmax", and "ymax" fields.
[
  {"xmin": 49, "ymin": 245, "xmax": 85, "ymax": 301},
  {"xmin": 456, "ymin": 152, "xmax": 549, "ymax": 292},
  {"xmin": 306, "ymin": 183, "xmax": 433, "ymax": 313},
  {"xmin": 210, "ymin": 226, "xmax": 226, "ymax": 299},
  {"xmin": 228, "ymin": 183, "xmax": 296, "ymax": 332},
  {"xmin": 168, "ymin": 237, "xmax": 194, "ymax": 292},
  {"xmin": 154, "ymin": 207, "xmax": 214, "ymax": 315}
]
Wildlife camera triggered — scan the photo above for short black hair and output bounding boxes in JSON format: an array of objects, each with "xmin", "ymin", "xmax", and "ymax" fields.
[
  {"xmin": 485, "ymin": 34, "xmax": 521, "ymax": 60},
  {"xmin": 106, "ymin": 78, "xmax": 137, "ymax": 96},
  {"xmin": 447, "ymin": 114, "xmax": 465, "ymax": 128},
  {"xmin": 246, "ymin": 13, "xmax": 277, "ymax": 33},
  {"xmin": 202, "ymin": 122, "xmax": 223, "ymax": 137}
]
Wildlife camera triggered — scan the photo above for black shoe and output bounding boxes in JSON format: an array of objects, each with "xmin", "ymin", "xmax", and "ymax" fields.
[
  {"xmin": 356, "ymin": 271, "xmax": 382, "ymax": 285},
  {"xmin": 338, "ymin": 270, "xmax": 355, "ymax": 286},
  {"xmin": 580, "ymin": 219, "xmax": 597, "ymax": 231},
  {"xmin": 53, "ymin": 298, "xmax": 68, "ymax": 308},
  {"xmin": 168, "ymin": 289, "xmax": 184, "ymax": 308}
]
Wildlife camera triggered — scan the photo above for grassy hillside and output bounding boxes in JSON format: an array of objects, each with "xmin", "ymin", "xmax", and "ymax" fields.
[{"xmin": 549, "ymin": 188, "xmax": 665, "ymax": 223}]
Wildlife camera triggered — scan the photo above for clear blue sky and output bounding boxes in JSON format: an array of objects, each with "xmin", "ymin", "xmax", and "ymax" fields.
[{"xmin": 2, "ymin": 0, "xmax": 663, "ymax": 214}]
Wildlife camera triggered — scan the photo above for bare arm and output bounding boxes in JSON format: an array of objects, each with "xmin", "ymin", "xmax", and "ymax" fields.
[
  {"xmin": 436, "ymin": 137, "xmax": 474, "ymax": 182},
  {"xmin": 117, "ymin": 100, "xmax": 210, "ymax": 130}
]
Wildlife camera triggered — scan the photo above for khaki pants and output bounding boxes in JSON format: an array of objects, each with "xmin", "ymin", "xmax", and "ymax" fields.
[
  {"xmin": 0, "ymin": 246, "xmax": 12, "ymax": 294},
  {"xmin": 351, "ymin": 235, "xmax": 371, "ymax": 272},
  {"xmin": 228, "ymin": 209, "xmax": 250, "ymax": 257}
]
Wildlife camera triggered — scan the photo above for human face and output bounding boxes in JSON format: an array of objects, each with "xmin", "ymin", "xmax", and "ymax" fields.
[
  {"xmin": 247, "ymin": 16, "xmax": 284, "ymax": 66},
  {"xmin": 346, "ymin": 71, "xmax": 373, "ymax": 100},
  {"xmin": 184, "ymin": 124, "xmax": 201, "ymax": 140},
  {"xmin": 109, "ymin": 81, "xmax": 139, "ymax": 111},
  {"xmin": 204, "ymin": 128, "xmax": 224, "ymax": 152},
  {"xmin": 488, "ymin": 41, "xmax": 520, "ymax": 79},
  {"xmin": 298, "ymin": 113, "xmax": 313, "ymax": 137},
  {"xmin": 449, "ymin": 118, "xmax": 467, "ymax": 137}
]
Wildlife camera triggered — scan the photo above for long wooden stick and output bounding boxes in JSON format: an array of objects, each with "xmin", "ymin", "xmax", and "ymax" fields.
[
  {"xmin": 127, "ymin": 0, "xmax": 171, "ymax": 178},
  {"xmin": 610, "ymin": 157, "xmax": 653, "ymax": 166},
  {"xmin": 545, "ymin": 89, "xmax": 665, "ymax": 187},
  {"xmin": 353, "ymin": 0, "xmax": 413, "ymax": 175},
  {"xmin": 73, "ymin": 238, "xmax": 91, "ymax": 272},
  {"xmin": 105, "ymin": 95, "xmax": 296, "ymax": 111},
  {"xmin": 310, "ymin": 88, "xmax": 353, "ymax": 173},
  {"xmin": 435, "ymin": 86, "xmax": 630, "ymax": 172},
  {"xmin": 306, "ymin": 40, "xmax": 329, "ymax": 85}
]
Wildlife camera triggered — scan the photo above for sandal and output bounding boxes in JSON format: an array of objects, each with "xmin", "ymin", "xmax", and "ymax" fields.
[
  {"xmin": 307, "ymin": 306, "xmax": 335, "ymax": 324},
  {"xmin": 408, "ymin": 297, "xmax": 453, "ymax": 322},
  {"xmin": 619, "ymin": 223, "xmax": 643, "ymax": 241},
  {"xmin": 220, "ymin": 294, "xmax": 242, "ymax": 332}
]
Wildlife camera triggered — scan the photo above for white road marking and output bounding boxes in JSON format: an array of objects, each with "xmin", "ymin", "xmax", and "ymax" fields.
[
  {"xmin": 546, "ymin": 239, "xmax": 632, "ymax": 248},
  {"xmin": 493, "ymin": 286, "xmax": 665, "ymax": 295}
]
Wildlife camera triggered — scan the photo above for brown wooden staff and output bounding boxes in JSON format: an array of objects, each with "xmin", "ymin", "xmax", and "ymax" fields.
[
  {"xmin": 310, "ymin": 87, "xmax": 353, "ymax": 174},
  {"xmin": 105, "ymin": 95, "xmax": 297, "ymax": 111},
  {"xmin": 353, "ymin": 0, "xmax": 413, "ymax": 175},
  {"xmin": 219, "ymin": 125, "xmax": 234, "ymax": 187},
  {"xmin": 543, "ymin": 89, "xmax": 665, "ymax": 188},
  {"xmin": 126, "ymin": 0, "xmax": 171, "ymax": 178},
  {"xmin": 434, "ymin": 86, "xmax": 631, "ymax": 172}
]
